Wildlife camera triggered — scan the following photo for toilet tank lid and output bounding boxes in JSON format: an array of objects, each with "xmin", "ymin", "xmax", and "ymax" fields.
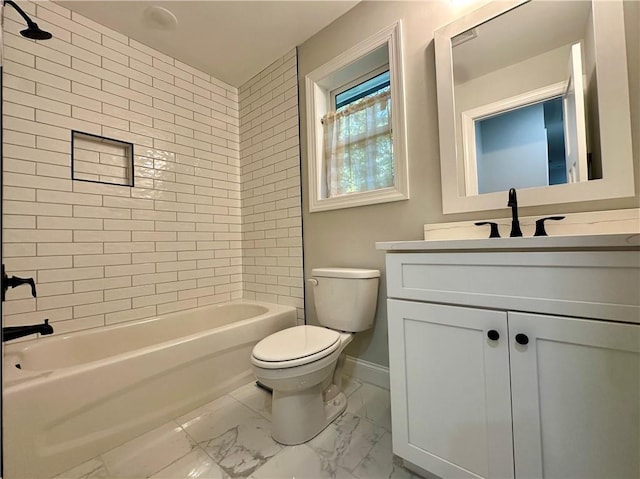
[{"xmin": 311, "ymin": 268, "xmax": 380, "ymax": 279}]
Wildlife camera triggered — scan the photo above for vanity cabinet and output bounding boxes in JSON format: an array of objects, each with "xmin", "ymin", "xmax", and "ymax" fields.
[{"xmin": 384, "ymin": 248, "xmax": 640, "ymax": 479}]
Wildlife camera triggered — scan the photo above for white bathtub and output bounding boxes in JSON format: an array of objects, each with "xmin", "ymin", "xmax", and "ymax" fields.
[{"xmin": 2, "ymin": 300, "xmax": 297, "ymax": 479}]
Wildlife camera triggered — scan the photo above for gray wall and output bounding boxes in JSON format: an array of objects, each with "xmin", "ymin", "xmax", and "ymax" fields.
[{"xmin": 298, "ymin": 1, "xmax": 640, "ymax": 368}]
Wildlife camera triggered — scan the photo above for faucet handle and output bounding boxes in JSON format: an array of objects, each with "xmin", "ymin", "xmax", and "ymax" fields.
[
  {"xmin": 2, "ymin": 265, "xmax": 37, "ymax": 301},
  {"xmin": 474, "ymin": 222, "xmax": 501, "ymax": 238},
  {"xmin": 534, "ymin": 216, "xmax": 566, "ymax": 237}
]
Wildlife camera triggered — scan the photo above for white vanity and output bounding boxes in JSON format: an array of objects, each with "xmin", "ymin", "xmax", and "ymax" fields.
[{"xmin": 377, "ymin": 234, "xmax": 639, "ymax": 479}]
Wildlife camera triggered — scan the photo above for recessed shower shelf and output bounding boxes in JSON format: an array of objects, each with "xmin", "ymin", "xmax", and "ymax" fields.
[{"xmin": 71, "ymin": 130, "xmax": 134, "ymax": 187}]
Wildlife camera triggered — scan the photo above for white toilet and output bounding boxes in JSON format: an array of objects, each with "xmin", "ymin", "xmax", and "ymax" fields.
[{"xmin": 251, "ymin": 267, "xmax": 380, "ymax": 445}]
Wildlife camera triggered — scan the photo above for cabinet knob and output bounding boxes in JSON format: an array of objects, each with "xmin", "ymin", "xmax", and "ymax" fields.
[
  {"xmin": 487, "ymin": 329, "xmax": 500, "ymax": 341},
  {"xmin": 515, "ymin": 333, "xmax": 529, "ymax": 345}
]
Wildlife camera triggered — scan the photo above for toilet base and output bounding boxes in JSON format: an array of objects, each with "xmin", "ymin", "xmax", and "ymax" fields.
[{"xmin": 271, "ymin": 386, "xmax": 347, "ymax": 446}]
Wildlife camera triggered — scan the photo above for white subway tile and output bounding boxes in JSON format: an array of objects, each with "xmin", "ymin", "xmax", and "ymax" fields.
[
  {"xmin": 72, "ymin": 33, "xmax": 128, "ymax": 65},
  {"xmin": 4, "ymin": 186, "xmax": 35, "ymax": 202},
  {"xmin": 73, "ymin": 205, "xmax": 131, "ymax": 219},
  {"xmin": 132, "ymin": 291, "xmax": 177, "ymax": 308},
  {"xmin": 4, "ymin": 229, "xmax": 72, "ymax": 243},
  {"xmin": 37, "ymin": 6, "xmax": 100, "ymax": 42},
  {"xmin": 74, "ymin": 298, "xmax": 131, "ymax": 318},
  {"xmin": 53, "ymin": 315, "xmax": 105, "ymax": 334},
  {"xmin": 38, "ymin": 243, "xmax": 102, "ymax": 256},
  {"xmin": 36, "ymin": 83, "xmax": 101, "ymax": 112},
  {"xmin": 74, "ymin": 254, "xmax": 131, "ymax": 268},
  {"xmin": 3, "ymin": 243, "xmax": 37, "ymax": 258},
  {"xmin": 74, "ymin": 276, "xmax": 131, "ymax": 293},
  {"xmin": 131, "ymin": 252, "xmax": 177, "ymax": 264},
  {"xmin": 36, "ymin": 56, "xmax": 101, "ymax": 89},
  {"xmin": 104, "ymin": 242, "xmax": 155, "ymax": 254},
  {"xmin": 103, "ymin": 219, "xmax": 154, "ymax": 231},
  {"xmin": 104, "ymin": 284, "xmax": 155, "ymax": 301},
  {"xmin": 102, "ymin": 36, "xmax": 151, "ymax": 67},
  {"xmin": 73, "ymin": 231, "xmax": 131, "ymax": 242},
  {"xmin": 3, "ymin": 157, "xmax": 35, "ymax": 175},
  {"xmin": 72, "ymin": 82, "xmax": 129, "ymax": 109},
  {"xmin": 105, "ymin": 263, "xmax": 155, "ymax": 278},
  {"xmin": 4, "ymin": 130, "xmax": 36, "ymax": 147},
  {"xmin": 3, "ymin": 72, "xmax": 36, "ymax": 94},
  {"xmin": 3, "ymin": 307, "xmax": 73, "ymax": 327},
  {"xmin": 38, "ymin": 291, "xmax": 103, "ymax": 310},
  {"xmin": 38, "ymin": 216, "xmax": 102, "ymax": 230},
  {"xmin": 156, "ymin": 299, "xmax": 198, "ymax": 315},
  {"xmin": 2, "ymin": 298, "xmax": 37, "ymax": 315},
  {"xmin": 105, "ymin": 305, "xmax": 155, "ymax": 325},
  {"xmin": 38, "ymin": 266, "xmax": 103, "ymax": 283},
  {"xmin": 132, "ymin": 271, "xmax": 177, "ymax": 286}
]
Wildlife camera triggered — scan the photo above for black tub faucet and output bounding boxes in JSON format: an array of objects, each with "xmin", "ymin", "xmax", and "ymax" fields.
[
  {"xmin": 2, "ymin": 319, "xmax": 53, "ymax": 342},
  {"xmin": 507, "ymin": 188, "xmax": 523, "ymax": 237}
]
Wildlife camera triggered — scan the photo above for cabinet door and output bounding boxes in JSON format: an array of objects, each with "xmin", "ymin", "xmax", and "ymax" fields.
[
  {"xmin": 509, "ymin": 312, "xmax": 640, "ymax": 478},
  {"xmin": 388, "ymin": 300, "xmax": 514, "ymax": 479}
]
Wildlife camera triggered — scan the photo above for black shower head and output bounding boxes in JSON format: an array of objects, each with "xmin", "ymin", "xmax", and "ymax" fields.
[
  {"xmin": 20, "ymin": 23, "xmax": 53, "ymax": 40},
  {"xmin": 4, "ymin": 0, "xmax": 52, "ymax": 40}
]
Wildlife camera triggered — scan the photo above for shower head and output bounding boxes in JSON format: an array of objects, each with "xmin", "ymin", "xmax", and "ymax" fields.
[
  {"xmin": 3, "ymin": 0, "xmax": 52, "ymax": 40},
  {"xmin": 19, "ymin": 23, "xmax": 53, "ymax": 40}
]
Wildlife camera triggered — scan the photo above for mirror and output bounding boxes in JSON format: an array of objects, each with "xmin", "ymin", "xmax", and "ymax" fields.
[{"xmin": 435, "ymin": 0, "xmax": 634, "ymax": 214}]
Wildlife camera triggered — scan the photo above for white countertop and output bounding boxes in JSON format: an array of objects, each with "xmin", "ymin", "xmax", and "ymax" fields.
[{"xmin": 376, "ymin": 233, "xmax": 640, "ymax": 252}]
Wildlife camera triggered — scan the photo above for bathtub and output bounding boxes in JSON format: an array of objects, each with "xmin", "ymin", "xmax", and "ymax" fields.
[{"xmin": 2, "ymin": 300, "xmax": 297, "ymax": 479}]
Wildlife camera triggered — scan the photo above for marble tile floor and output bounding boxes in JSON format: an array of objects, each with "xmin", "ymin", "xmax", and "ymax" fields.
[{"xmin": 54, "ymin": 378, "xmax": 421, "ymax": 479}]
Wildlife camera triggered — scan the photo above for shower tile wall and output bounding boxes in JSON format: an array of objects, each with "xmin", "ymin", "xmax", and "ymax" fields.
[
  {"xmin": 2, "ymin": 0, "xmax": 246, "ymax": 334},
  {"xmin": 239, "ymin": 51, "xmax": 304, "ymax": 321}
]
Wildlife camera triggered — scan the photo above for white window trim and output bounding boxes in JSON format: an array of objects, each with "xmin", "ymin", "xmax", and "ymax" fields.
[
  {"xmin": 461, "ymin": 81, "xmax": 566, "ymax": 196},
  {"xmin": 305, "ymin": 21, "xmax": 409, "ymax": 213}
]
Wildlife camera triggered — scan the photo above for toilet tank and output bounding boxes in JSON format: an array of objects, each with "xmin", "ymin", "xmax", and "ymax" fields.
[{"xmin": 311, "ymin": 268, "xmax": 380, "ymax": 332}]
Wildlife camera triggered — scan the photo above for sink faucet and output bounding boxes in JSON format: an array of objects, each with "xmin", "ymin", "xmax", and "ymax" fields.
[
  {"xmin": 507, "ymin": 188, "xmax": 523, "ymax": 237},
  {"xmin": 2, "ymin": 319, "xmax": 53, "ymax": 342}
]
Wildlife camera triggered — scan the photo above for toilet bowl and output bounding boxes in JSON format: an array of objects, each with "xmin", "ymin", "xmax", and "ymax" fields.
[{"xmin": 251, "ymin": 267, "xmax": 379, "ymax": 445}]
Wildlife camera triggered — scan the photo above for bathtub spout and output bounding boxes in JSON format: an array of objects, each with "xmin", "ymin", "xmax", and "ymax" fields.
[{"xmin": 3, "ymin": 319, "xmax": 53, "ymax": 342}]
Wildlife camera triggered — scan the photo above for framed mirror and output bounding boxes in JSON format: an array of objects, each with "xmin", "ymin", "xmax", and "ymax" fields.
[{"xmin": 435, "ymin": 0, "xmax": 634, "ymax": 214}]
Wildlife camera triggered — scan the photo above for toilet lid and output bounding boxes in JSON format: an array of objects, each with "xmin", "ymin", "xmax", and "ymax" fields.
[{"xmin": 252, "ymin": 325, "xmax": 340, "ymax": 363}]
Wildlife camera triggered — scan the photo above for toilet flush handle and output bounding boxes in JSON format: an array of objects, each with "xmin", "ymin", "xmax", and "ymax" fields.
[{"xmin": 307, "ymin": 278, "xmax": 318, "ymax": 287}]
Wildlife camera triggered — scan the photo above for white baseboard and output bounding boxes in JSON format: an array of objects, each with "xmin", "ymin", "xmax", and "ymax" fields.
[{"xmin": 344, "ymin": 356, "xmax": 390, "ymax": 390}]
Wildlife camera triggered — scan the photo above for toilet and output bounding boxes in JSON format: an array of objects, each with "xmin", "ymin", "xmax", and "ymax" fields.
[{"xmin": 251, "ymin": 267, "xmax": 380, "ymax": 445}]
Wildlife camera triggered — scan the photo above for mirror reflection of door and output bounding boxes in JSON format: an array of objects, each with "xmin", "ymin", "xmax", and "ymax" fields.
[
  {"xmin": 462, "ymin": 42, "xmax": 588, "ymax": 195},
  {"xmin": 563, "ymin": 42, "xmax": 588, "ymax": 184}
]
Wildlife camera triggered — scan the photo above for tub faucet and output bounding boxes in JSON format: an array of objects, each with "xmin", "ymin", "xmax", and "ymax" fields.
[
  {"xmin": 507, "ymin": 188, "xmax": 523, "ymax": 237},
  {"xmin": 2, "ymin": 319, "xmax": 53, "ymax": 342}
]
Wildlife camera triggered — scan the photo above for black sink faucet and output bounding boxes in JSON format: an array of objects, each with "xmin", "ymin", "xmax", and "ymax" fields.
[
  {"xmin": 2, "ymin": 319, "xmax": 54, "ymax": 342},
  {"xmin": 507, "ymin": 188, "xmax": 523, "ymax": 237}
]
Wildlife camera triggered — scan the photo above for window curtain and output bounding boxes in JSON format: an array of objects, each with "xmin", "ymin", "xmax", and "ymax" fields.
[{"xmin": 322, "ymin": 89, "xmax": 393, "ymax": 198}]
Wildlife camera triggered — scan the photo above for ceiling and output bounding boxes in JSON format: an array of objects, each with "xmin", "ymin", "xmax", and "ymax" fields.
[{"xmin": 56, "ymin": 1, "xmax": 359, "ymax": 87}]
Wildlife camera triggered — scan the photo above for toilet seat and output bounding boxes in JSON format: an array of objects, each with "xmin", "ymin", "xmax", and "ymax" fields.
[{"xmin": 252, "ymin": 325, "xmax": 341, "ymax": 369}]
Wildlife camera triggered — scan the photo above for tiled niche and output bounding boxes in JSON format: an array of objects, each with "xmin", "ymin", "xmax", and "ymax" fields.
[{"xmin": 71, "ymin": 131, "xmax": 134, "ymax": 187}]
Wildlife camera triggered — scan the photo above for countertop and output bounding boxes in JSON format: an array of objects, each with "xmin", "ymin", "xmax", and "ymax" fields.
[{"xmin": 375, "ymin": 233, "xmax": 640, "ymax": 252}]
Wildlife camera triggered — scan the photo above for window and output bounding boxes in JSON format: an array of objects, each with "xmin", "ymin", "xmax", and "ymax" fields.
[
  {"xmin": 323, "ymin": 70, "xmax": 393, "ymax": 198},
  {"xmin": 305, "ymin": 22, "xmax": 408, "ymax": 212}
]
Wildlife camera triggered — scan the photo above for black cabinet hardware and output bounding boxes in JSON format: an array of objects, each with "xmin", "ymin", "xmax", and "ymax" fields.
[
  {"xmin": 515, "ymin": 333, "xmax": 529, "ymax": 345},
  {"xmin": 487, "ymin": 330, "xmax": 500, "ymax": 341}
]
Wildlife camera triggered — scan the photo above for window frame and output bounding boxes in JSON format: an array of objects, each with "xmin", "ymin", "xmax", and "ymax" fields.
[{"xmin": 305, "ymin": 21, "xmax": 409, "ymax": 213}]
